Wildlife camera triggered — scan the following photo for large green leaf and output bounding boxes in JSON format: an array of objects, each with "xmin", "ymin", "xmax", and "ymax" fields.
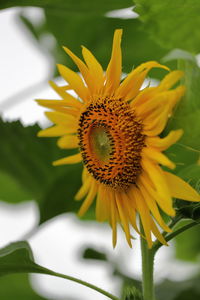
[
  {"xmin": 0, "ymin": 241, "xmax": 119, "ymax": 300},
  {"xmin": 0, "ymin": 241, "xmax": 45, "ymax": 275},
  {"xmin": 0, "ymin": 0, "xmax": 132, "ymax": 13},
  {"xmin": 39, "ymin": 164, "xmax": 82, "ymax": 224},
  {"xmin": 0, "ymin": 118, "xmax": 61, "ymax": 199},
  {"xmin": 0, "ymin": 171, "xmax": 31, "ymax": 203},
  {"xmin": 18, "ymin": 8, "xmax": 168, "ymax": 77},
  {"xmin": 0, "ymin": 118, "xmax": 84, "ymax": 223},
  {"xmin": 175, "ymin": 221, "xmax": 200, "ymax": 262},
  {"xmin": 44, "ymin": 14, "xmax": 167, "ymax": 74},
  {"xmin": 163, "ymin": 52, "xmax": 200, "ymax": 173},
  {"xmin": 0, "ymin": 274, "xmax": 47, "ymax": 300},
  {"xmin": 133, "ymin": 0, "xmax": 200, "ymax": 53}
]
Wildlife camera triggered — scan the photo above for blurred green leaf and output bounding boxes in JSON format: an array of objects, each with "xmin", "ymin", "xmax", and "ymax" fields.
[
  {"xmin": 0, "ymin": 118, "xmax": 62, "ymax": 199},
  {"xmin": 175, "ymin": 220, "xmax": 200, "ymax": 262},
  {"xmin": 173, "ymin": 165, "xmax": 200, "ymax": 261},
  {"xmin": 156, "ymin": 276, "xmax": 200, "ymax": 300},
  {"xmin": 123, "ymin": 286, "xmax": 143, "ymax": 300},
  {"xmin": 165, "ymin": 55, "xmax": 200, "ymax": 148},
  {"xmin": 163, "ymin": 52, "xmax": 200, "ymax": 173},
  {"xmin": 0, "ymin": 118, "xmax": 87, "ymax": 223},
  {"xmin": 133, "ymin": 0, "xmax": 200, "ymax": 53},
  {"xmin": 178, "ymin": 164, "xmax": 200, "ymax": 192},
  {"xmin": 82, "ymin": 247, "xmax": 107, "ymax": 261},
  {"xmin": 39, "ymin": 165, "xmax": 82, "ymax": 224},
  {"xmin": 114, "ymin": 269, "xmax": 142, "ymax": 299},
  {"xmin": 165, "ymin": 144, "xmax": 199, "ymax": 174},
  {"xmin": 44, "ymin": 14, "xmax": 167, "ymax": 74},
  {"xmin": 0, "ymin": 273, "xmax": 47, "ymax": 300},
  {"xmin": 0, "ymin": 0, "xmax": 133, "ymax": 13},
  {"xmin": 0, "ymin": 171, "xmax": 31, "ymax": 203}
]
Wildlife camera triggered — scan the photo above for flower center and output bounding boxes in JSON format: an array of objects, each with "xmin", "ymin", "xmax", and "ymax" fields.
[
  {"xmin": 78, "ymin": 97, "xmax": 145, "ymax": 190},
  {"xmin": 90, "ymin": 127, "xmax": 113, "ymax": 164}
]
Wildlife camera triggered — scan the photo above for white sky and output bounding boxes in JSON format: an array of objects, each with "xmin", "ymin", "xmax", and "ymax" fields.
[{"xmin": 0, "ymin": 7, "xmax": 198, "ymax": 300}]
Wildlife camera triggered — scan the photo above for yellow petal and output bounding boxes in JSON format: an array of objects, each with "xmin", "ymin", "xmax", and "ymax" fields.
[
  {"xmin": 124, "ymin": 70, "xmax": 150, "ymax": 101},
  {"xmin": 150, "ymin": 219, "xmax": 168, "ymax": 245},
  {"xmin": 131, "ymin": 86, "xmax": 157, "ymax": 108},
  {"xmin": 45, "ymin": 111, "xmax": 77, "ymax": 127},
  {"xmin": 115, "ymin": 61, "xmax": 169, "ymax": 99},
  {"xmin": 105, "ymin": 29, "xmax": 122, "ymax": 93},
  {"xmin": 138, "ymin": 178, "xmax": 171, "ymax": 232},
  {"xmin": 63, "ymin": 46, "xmax": 92, "ymax": 89},
  {"xmin": 135, "ymin": 91, "xmax": 170, "ymax": 117},
  {"xmin": 75, "ymin": 176, "xmax": 92, "ymax": 201},
  {"xmin": 38, "ymin": 125, "xmax": 75, "ymax": 137},
  {"xmin": 158, "ymin": 70, "xmax": 184, "ymax": 91},
  {"xmin": 122, "ymin": 192, "xmax": 141, "ymax": 235},
  {"xmin": 96, "ymin": 185, "xmax": 110, "ymax": 222},
  {"xmin": 110, "ymin": 192, "xmax": 118, "ymax": 248},
  {"xmin": 143, "ymin": 105, "xmax": 169, "ymax": 136},
  {"xmin": 82, "ymin": 46, "xmax": 104, "ymax": 92},
  {"xmin": 146, "ymin": 130, "xmax": 183, "ymax": 150},
  {"xmin": 164, "ymin": 171, "xmax": 200, "ymax": 202},
  {"xmin": 36, "ymin": 98, "xmax": 82, "ymax": 110},
  {"xmin": 53, "ymin": 153, "xmax": 82, "ymax": 166},
  {"xmin": 142, "ymin": 159, "xmax": 175, "ymax": 216},
  {"xmin": 57, "ymin": 64, "xmax": 89, "ymax": 101},
  {"xmin": 49, "ymin": 80, "xmax": 82, "ymax": 104},
  {"xmin": 115, "ymin": 192, "xmax": 132, "ymax": 247},
  {"xmin": 143, "ymin": 147, "xmax": 176, "ymax": 169},
  {"xmin": 78, "ymin": 180, "xmax": 98, "ymax": 216},
  {"xmin": 57, "ymin": 135, "xmax": 79, "ymax": 149},
  {"xmin": 133, "ymin": 188, "xmax": 153, "ymax": 248},
  {"xmin": 82, "ymin": 167, "xmax": 88, "ymax": 183}
]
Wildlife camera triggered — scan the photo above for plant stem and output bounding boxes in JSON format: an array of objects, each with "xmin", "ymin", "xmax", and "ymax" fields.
[
  {"xmin": 46, "ymin": 269, "xmax": 120, "ymax": 300},
  {"xmin": 140, "ymin": 225, "xmax": 155, "ymax": 300}
]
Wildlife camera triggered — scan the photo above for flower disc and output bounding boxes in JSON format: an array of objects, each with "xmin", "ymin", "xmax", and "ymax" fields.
[{"xmin": 78, "ymin": 97, "xmax": 146, "ymax": 190}]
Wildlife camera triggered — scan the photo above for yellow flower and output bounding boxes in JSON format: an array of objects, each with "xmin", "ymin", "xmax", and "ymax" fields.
[{"xmin": 37, "ymin": 29, "xmax": 200, "ymax": 248}]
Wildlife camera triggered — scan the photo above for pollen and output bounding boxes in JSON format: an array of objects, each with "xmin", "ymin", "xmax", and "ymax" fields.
[{"xmin": 78, "ymin": 97, "xmax": 146, "ymax": 190}]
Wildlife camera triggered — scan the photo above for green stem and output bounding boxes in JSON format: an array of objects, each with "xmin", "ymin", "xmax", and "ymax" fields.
[
  {"xmin": 140, "ymin": 225, "xmax": 155, "ymax": 300},
  {"xmin": 46, "ymin": 269, "xmax": 120, "ymax": 300}
]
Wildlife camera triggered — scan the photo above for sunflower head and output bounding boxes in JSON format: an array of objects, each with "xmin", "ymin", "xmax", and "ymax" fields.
[{"xmin": 37, "ymin": 29, "xmax": 200, "ymax": 248}]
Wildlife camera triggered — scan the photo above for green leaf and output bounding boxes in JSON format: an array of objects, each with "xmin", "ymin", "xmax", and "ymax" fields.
[
  {"xmin": 0, "ymin": 241, "xmax": 46, "ymax": 275},
  {"xmin": 0, "ymin": 118, "xmax": 86, "ymax": 223},
  {"xmin": 0, "ymin": 274, "xmax": 47, "ymax": 300},
  {"xmin": 175, "ymin": 221, "xmax": 200, "ymax": 262},
  {"xmin": 0, "ymin": 118, "xmax": 62, "ymax": 199},
  {"xmin": 163, "ymin": 52, "xmax": 200, "ymax": 172},
  {"xmin": 39, "ymin": 164, "xmax": 82, "ymax": 224},
  {"xmin": 165, "ymin": 144, "xmax": 199, "ymax": 174},
  {"xmin": 133, "ymin": 0, "xmax": 200, "ymax": 53},
  {"xmin": 156, "ymin": 276, "xmax": 200, "ymax": 300},
  {"xmin": 0, "ymin": 171, "xmax": 31, "ymax": 203},
  {"xmin": 0, "ymin": 0, "xmax": 133, "ymax": 13},
  {"xmin": 44, "ymin": 13, "xmax": 167, "ymax": 74},
  {"xmin": 0, "ymin": 241, "xmax": 120, "ymax": 300},
  {"xmin": 17, "ymin": 7, "xmax": 169, "ymax": 77}
]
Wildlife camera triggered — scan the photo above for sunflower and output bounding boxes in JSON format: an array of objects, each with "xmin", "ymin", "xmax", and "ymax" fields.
[{"xmin": 37, "ymin": 29, "xmax": 200, "ymax": 248}]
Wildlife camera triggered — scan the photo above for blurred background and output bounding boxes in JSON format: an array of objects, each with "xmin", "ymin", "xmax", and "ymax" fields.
[{"xmin": 0, "ymin": 2, "xmax": 200, "ymax": 300}]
